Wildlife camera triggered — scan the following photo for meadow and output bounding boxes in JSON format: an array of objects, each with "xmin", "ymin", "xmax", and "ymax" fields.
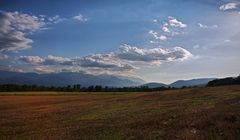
[{"xmin": 0, "ymin": 85, "xmax": 240, "ymax": 140}]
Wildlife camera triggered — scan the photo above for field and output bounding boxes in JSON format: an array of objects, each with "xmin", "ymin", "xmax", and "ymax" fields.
[{"xmin": 0, "ymin": 85, "xmax": 240, "ymax": 140}]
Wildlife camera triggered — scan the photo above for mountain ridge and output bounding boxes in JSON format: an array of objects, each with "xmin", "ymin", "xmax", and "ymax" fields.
[
  {"xmin": 0, "ymin": 71, "xmax": 216, "ymax": 88},
  {"xmin": 169, "ymin": 78, "xmax": 216, "ymax": 88},
  {"xmin": 142, "ymin": 78, "xmax": 216, "ymax": 88},
  {"xmin": 0, "ymin": 71, "xmax": 145, "ymax": 87},
  {"xmin": 141, "ymin": 82, "xmax": 168, "ymax": 88}
]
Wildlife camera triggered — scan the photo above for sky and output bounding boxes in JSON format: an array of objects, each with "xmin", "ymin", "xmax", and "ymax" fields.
[{"xmin": 0, "ymin": 0, "xmax": 240, "ymax": 84}]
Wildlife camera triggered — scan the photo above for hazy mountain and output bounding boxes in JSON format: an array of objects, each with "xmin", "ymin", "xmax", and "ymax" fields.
[
  {"xmin": 141, "ymin": 82, "xmax": 168, "ymax": 88},
  {"xmin": 169, "ymin": 78, "xmax": 216, "ymax": 88},
  {"xmin": 0, "ymin": 71, "xmax": 145, "ymax": 87},
  {"xmin": 142, "ymin": 78, "xmax": 216, "ymax": 88},
  {"xmin": 0, "ymin": 71, "xmax": 217, "ymax": 88}
]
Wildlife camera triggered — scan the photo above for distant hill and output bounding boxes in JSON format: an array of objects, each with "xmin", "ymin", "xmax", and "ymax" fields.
[
  {"xmin": 0, "ymin": 70, "xmax": 221, "ymax": 88},
  {"xmin": 170, "ymin": 78, "xmax": 216, "ymax": 88},
  {"xmin": 142, "ymin": 78, "xmax": 216, "ymax": 88},
  {"xmin": 141, "ymin": 82, "xmax": 168, "ymax": 88},
  {"xmin": 0, "ymin": 71, "xmax": 145, "ymax": 87},
  {"xmin": 207, "ymin": 76, "xmax": 240, "ymax": 87}
]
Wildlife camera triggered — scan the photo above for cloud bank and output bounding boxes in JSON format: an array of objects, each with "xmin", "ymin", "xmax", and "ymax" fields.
[{"xmin": 19, "ymin": 44, "xmax": 192, "ymax": 74}]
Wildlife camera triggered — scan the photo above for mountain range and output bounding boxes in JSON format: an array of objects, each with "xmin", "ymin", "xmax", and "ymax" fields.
[
  {"xmin": 0, "ymin": 71, "xmax": 215, "ymax": 88},
  {"xmin": 0, "ymin": 71, "xmax": 145, "ymax": 87},
  {"xmin": 142, "ymin": 78, "xmax": 216, "ymax": 88}
]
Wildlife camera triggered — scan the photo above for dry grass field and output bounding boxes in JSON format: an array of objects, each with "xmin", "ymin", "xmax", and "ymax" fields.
[{"xmin": 0, "ymin": 85, "xmax": 240, "ymax": 140}]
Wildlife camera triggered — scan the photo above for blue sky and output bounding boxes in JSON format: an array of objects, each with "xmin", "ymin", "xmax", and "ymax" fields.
[{"xmin": 0, "ymin": 0, "xmax": 240, "ymax": 83}]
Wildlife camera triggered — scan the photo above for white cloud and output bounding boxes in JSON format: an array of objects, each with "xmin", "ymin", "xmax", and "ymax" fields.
[
  {"xmin": 20, "ymin": 55, "xmax": 72, "ymax": 66},
  {"xmin": 153, "ymin": 19, "xmax": 158, "ymax": 23},
  {"xmin": 45, "ymin": 55, "xmax": 72, "ymax": 65},
  {"xmin": 149, "ymin": 16, "xmax": 187, "ymax": 43},
  {"xmin": 0, "ymin": 31, "xmax": 33, "ymax": 52},
  {"xmin": 168, "ymin": 16, "xmax": 187, "ymax": 28},
  {"xmin": 0, "ymin": 11, "xmax": 46, "ymax": 52},
  {"xmin": 198, "ymin": 23, "xmax": 207, "ymax": 28},
  {"xmin": 219, "ymin": 3, "xmax": 238, "ymax": 11},
  {"xmin": 73, "ymin": 14, "xmax": 88, "ymax": 22},
  {"xmin": 44, "ymin": 54, "xmax": 135, "ymax": 71},
  {"xmin": 34, "ymin": 66, "xmax": 54, "ymax": 74},
  {"xmin": 80, "ymin": 54, "xmax": 135, "ymax": 71},
  {"xmin": 117, "ymin": 44, "xmax": 192, "ymax": 64},
  {"xmin": 3, "ymin": 11, "xmax": 46, "ymax": 32},
  {"xmin": 198, "ymin": 23, "xmax": 218, "ymax": 29},
  {"xmin": 19, "ymin": 44, "xmax": 192, "ymax": 74},
  {"xmin": 19, "ymin": 56, "xmax": 45, "ymax": 64},
  {"xmin": 162, "ymin": 26, "xmax": 170, "ymax": 33},
  {"xmin": 0, "ymin": 11, "xmax": 70, "ymax": 53},
  {"xmin": 47, "ymin": 15, "xmax": 66, "ymax": 24},
  {"xmin": 150, "ymin": 40, "xmax": 159, "ymax": 44},
  {"xmin": 159, "ymin": 35, "xmax": 167, "ymax": 40},
  {"xmin": 149, "ymin": 30, "xmax": 167, "ymax": 41},
  {"xmin": 19, "ymin": 54, "xmax": 135, "ymax": 72}
]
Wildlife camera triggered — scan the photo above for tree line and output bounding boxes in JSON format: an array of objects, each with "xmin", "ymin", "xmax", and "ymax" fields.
[
  {"xmin": 207, "ymin": 75, "xmax": 240, "ymax": 87},
  {"xmin": 0, "ymin": 84, "xmax": 177, "ymax": 92},
  {"xmin": 2, "ymin": 75, "xmax": 239, "ymax": 92}
]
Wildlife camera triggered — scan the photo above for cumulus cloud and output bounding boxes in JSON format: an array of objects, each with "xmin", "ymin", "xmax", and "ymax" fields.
[
  {"xmin": 168, "ymin": 16, "xmax": 187, "ymax": 28},
  {"xmin": 18, "ymin": 44, "xmax": 192, "ymax": 74},
  {"xmin": 19, "ymin": 53, "xmax": 135, "ymax": 72},
  {"xmin": 0, "ymin": 11, "xmax": 46, "ymax": 52},
  {"xmin": 73, "ymin": 14, "xmax": 88, "ymax": 22},
  {"xmin": 219, "ymin": 3, "xmax": 238, "ymax": 11},
  {"xmin": 0, "ymin": 31, "xmax": 33, "ymax": 52},
  {"xmin": 19, "ymin": 55, "xmax": 45, "ymax": 65},
  {"xmin": 0, "ymin": 11, "xmax": 72, "ymax": 53},
  {"xmin": 80, "ymin": 54, "xmax": 135, "ymax": 71},
  {"xmin": 19, "ymin": 55, "xmax": 71, "ymax": 65},
  {"xmin": 148, "ymin": 16, "xmax": 187, "ymax": 44},
  {"xmin": 44, "ymin": 55, "xmax": 72, "ymax": 65},
  {"xmin": 34, "ymin": 66, "xmax": 54, "ymax": 74},
  {"xmin": 149, "ymin": 30, "xmax": 167, "ymax": 41},
  {"xmin": 2, "ymin": 11, "xmax": 46, "ymax": 32},
  {"xmin": 117, "ymin": 44, "xmax": 192, "ymax": 64}
]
